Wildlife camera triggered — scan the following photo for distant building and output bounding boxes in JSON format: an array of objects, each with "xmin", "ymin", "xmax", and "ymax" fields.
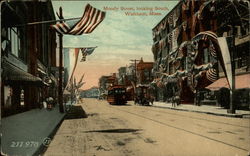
[
  {"xmin": 117, "ymin": 67, "xmax": 127, "ymax": 85},
  {"xmin": 125, "ymin": 64, "xmax": 136, "ymax": 100},
  {"xmin": 135, "ymin": 58, "xmax": 154, "ymax": 101},
  {"xmin": 98, "ymin": 73, "xmax": 118, "ymax": 99},
  {"xmin": 80, "ymin": 87, "xmax": 99, "ymax": 98},
  {"xmin": 98, "ymin": 75, "xmax": 110, "ymax": 99},
  {"xmin": 136, "ymin": 58, "xmax": 153, "ymax": 86},
  {"xmin": 107, "ymin": 73, "xmax": 118, "ymax": 86}
]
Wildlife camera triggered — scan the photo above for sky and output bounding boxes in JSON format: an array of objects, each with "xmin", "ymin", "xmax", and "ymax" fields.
[{"xmin": 52, "ymin": 1, "xmax": 178, "ymax": 90}]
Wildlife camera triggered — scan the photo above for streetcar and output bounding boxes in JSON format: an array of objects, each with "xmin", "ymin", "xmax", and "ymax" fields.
[{"xmin": 107, "ymin": 85, "xmax": 127, "ymax": 105}]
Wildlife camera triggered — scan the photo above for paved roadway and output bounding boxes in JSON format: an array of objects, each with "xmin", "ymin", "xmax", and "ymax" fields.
[{"xmin": 45, "ymin": 98, "xmax": 250, "ymax": 156}]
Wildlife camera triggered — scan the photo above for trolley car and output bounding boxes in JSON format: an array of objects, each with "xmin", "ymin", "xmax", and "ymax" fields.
[{"xmin": 107, "ymin": 85, "xmax": 127, "ymax": 105}]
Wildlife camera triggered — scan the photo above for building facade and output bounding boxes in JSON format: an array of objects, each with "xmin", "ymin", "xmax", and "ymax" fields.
[
  {"xmin": 135, "ymin": 58, "xmax": 154, "ymax": 100},
  {"xmin": 1, "ymin": 0, "xmax": 58, "ymax": 116},
  {"xmin": 152, "ymin": 0, "xmax": 249, "ymax": 107}
]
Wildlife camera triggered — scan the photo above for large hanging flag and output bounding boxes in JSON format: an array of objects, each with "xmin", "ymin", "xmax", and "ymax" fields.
[
  {"xmin": 80, "ymin": 47, "xmax": 97, "ymax": 62},
  {"xmin": 52, "ymin": 4, "xmax": 106, "ymax": 35},
  {"xmin": 68, "ymin": 48, "xmax": 80, "ymax": 84}
]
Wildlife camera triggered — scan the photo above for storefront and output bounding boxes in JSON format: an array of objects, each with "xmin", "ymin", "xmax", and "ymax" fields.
[
  {"xmin": 2, "ymin": 60, "xmax": 43, "ymax": 116},
  {"xmin": 206, "ymin": 74, "xmax": 250, "ymax": 109}
]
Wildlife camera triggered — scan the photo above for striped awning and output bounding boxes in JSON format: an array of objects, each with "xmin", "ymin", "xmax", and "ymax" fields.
[
  {"xmin": 2, "ymin": 61, "xmax": 43, "ymax": 85},
  {"xmin": 206, "ymin": 74, "xmax": 250, "ymax": 90}
]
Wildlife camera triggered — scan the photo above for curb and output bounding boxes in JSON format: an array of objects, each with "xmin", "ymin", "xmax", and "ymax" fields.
[
  {"xmin": 151, "ymin": 105, "xmax": 245, "ymax": 118},
  {"xmin": 33, "ymin": 113, "xmax": 66, "ymax": 156}
]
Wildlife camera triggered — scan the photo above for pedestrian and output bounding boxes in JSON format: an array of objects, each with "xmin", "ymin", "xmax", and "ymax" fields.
[
  {"xmin": 197, "ymin": 91, "xmax": 201, "ymax": 106},
  {"xmin": 46, "ymin": 97, "xmax": 53, "ymax": 110},
  {"xmin": 172, "ymin": 91, "xmax": 180, "ymax": 107},
  {"xmin": 149, "ymin": 95, "xmax": 155, "ymax": 105}
]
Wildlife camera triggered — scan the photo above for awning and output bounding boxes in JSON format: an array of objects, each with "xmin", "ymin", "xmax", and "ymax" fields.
[
  {"xmin": 2, "ymin": 61, "xmax": 43, "ymax": 85},
  {"xmin": 206, "ymin": 74, "xmax": 250, "ymax": 90}
]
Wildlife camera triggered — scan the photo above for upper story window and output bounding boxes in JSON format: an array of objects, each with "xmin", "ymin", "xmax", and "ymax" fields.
[
  {"xmin": 4, "ymin": 26, "xmax": 27, "ymax": 63},
  {"xmin": 8, "ymin": 27, "xmax": 21, "ymax": 58}
]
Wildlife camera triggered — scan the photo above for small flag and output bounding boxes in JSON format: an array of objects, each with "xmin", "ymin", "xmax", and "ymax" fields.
[
  {"xmin": 80, "ymin": 47, "xmax": 97, "ymax": 62},
  {"xmin": 52, "ymin": 4, "xmax": 106, "ymax": 35}
]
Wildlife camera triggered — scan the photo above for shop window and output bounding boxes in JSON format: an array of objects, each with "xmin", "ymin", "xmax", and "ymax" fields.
[
  {"xmin": 4, "ymin": 86, "xmax": 12, "ymax": 108},
  {"xmin": 20, "ymin": 89, "xmax": 25, "ymax": 106},
  {"xmin": 241, "ymin": 57, "xmax": 247, "ymax": 67}
]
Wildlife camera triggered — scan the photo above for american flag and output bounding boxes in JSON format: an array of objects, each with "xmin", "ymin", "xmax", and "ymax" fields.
[
  {"xmin": 209, "ymin": 40, "xmax": 217, "ymax": 58},
  {"xmin": 80, "ymin": 47, "xmax": 97, "ymax": 62},
  {"xmin": 52, "ymin": 4, "xmax": 106, "ymax": 35},
  {"xmin": 206, "ymin": 68, "xmax": 218, "ymax": 82}
]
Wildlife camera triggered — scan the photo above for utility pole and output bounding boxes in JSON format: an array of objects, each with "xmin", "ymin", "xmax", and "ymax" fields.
[
  {"xmin": 130, "ymin": 59, "xmax": 140, "ymax": 101},
  {"xmin": 58, "ymin": 7, "xmax": 64, "ymax": 113},
  {"xmin": 130, "ymin": 59, "xmax": 140, "ymax": 86}
]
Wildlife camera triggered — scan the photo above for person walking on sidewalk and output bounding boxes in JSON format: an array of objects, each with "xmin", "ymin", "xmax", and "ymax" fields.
[
  {"xmin": 196, "ymin": 90, "xmax": 201, "ymax": 106},
  {"xmin": 194, "ymin": 90, "xmax": 201, "ymax": 106},
  {"xmin": 172, "ymin": 91, "xmax": 180, "ymax": 107}
]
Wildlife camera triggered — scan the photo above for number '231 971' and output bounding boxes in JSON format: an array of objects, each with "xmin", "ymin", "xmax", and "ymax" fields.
[{"xmin": 10, "ymin": 141, "xmax": 39, "ymax": 148}]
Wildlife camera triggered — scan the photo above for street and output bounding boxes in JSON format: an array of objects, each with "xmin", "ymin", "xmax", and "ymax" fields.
[{"xmin": 44, "ymin": 98, "xmax": 249, "ymax": 156}]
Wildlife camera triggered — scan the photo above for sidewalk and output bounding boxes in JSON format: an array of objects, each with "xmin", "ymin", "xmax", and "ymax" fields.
[
  {"xmin": 1, "ymin": 105, "xmax": 65, "ymax": 156},
  {"xmin": 152, "ymin": 101, "xmax": 250, "ymax": 118}
]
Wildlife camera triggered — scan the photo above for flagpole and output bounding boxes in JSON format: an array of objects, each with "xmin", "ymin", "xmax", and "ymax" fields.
[
  {"xmin": 14, "ymin": 17, "xmax": 82, "ymax": 27},
  {"xmin": 63, "ymin": 46, "xmax": 98, "ymax": 49},
  {"xmin": 58, "ymin": 7, "xmax": 64, "ymax": 113}
]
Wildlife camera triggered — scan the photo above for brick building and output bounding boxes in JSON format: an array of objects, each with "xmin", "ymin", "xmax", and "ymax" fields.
[
  {"xmin": 1, "ymin": 0, "xmax": 58, "ymax": 116},
  {"xmin": 151, "ymin": 0, "xmax": 249, "ymax": 107},
  {"xmin": 136, "ymin": 58, "xmax": 153, "ymax": 86}
]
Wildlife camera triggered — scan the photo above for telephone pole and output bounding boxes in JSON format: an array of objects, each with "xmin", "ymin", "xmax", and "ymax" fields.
[
  {"xmin": 130, "ymin": 59, "xmax": 140, "ymax": 86},
  {"xmin": 130, "ymin": 59, "xmax": 140, "ymax": 101}
]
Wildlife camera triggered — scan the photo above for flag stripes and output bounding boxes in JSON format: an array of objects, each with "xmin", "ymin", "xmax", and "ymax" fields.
[
  {"xmin": 52, "ymin": 4, "xmax": 105, "ymax": 35},
  {"xmin": 209, "ymin": 40, "xmax": 217, "ymax": 58},
  {"xmin": 80, "ymin": 47, "xmax": 96, "ymax": 62},
  {"xmin": 206, "ymin": 68, "xmax": 218, "ymax": 82}
]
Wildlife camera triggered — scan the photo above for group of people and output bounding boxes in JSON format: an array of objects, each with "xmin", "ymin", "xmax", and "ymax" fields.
[
  {"xmin": 40, "ymin": 97, "xmax": 56, "ymax": 110},
  {"xmin": 134, "ymin": 91, "xmax": 181, "ymax": 107}
]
